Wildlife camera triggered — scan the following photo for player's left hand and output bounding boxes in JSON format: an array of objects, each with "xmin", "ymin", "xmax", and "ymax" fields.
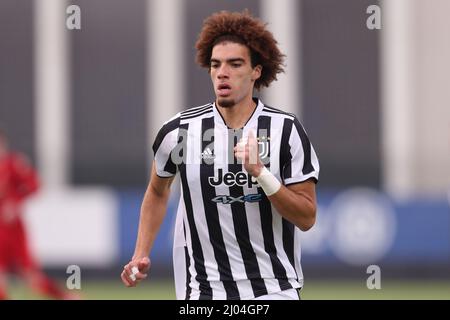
[{"xmin": 234, "ymin": 130, "xmax": 264, "ymax": 177}]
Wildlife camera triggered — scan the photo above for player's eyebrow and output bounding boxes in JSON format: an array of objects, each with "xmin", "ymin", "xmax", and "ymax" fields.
[
  {"xmin": 227, "ymin": 58, "xmax": 245, "ymax": 63},
  {"xmin": 210, "ymin": 58, "xmax": 246, "ymax": 64}
]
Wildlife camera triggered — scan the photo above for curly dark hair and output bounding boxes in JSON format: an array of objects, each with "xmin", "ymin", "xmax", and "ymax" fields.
[{"xmin": 195, "ymin": 10, "xmax": 285, "ymax": 89}]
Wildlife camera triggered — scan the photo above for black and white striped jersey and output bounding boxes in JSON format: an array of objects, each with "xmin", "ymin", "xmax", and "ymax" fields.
[{"xmin": 152, "ymin": 98, "xmax": 320, "ymax": 300}]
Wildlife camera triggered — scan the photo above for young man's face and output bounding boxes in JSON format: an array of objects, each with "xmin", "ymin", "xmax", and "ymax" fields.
[{"xmin": 210, "ymin": 41, "xmax": 261, "ymax": 108}]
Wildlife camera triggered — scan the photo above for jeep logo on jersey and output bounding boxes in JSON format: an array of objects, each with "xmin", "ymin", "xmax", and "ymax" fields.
[
  {"xmin": 208, "ymin": 168, "xmax": 259, "ymax": 188},
  {"xmin": 212, "ymin": 194, "xmax": 262, "ymax": 204}
]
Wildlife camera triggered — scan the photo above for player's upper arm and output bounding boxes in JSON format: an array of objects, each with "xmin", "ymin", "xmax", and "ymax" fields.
[
  {"xmin": 285, "ymin": 179, "xmax": 317, "ymax": 231},
  {"xmin": 148, "ymin": 160, "xmax": 175, "ymax": 199},
  {"xmin": 286, "ymin": 179, "xmax": 316, "ymax": 205}
]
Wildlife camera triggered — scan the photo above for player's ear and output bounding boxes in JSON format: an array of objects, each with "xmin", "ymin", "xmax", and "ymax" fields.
[{"xmin": 252, "ymin": 65, "xmax": 262, "ymax": 82}]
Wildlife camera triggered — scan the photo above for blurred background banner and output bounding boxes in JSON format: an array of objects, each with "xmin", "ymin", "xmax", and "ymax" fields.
[{"xmin": 0, "ymin": 0, "xmax": 449, "ymax": 299}]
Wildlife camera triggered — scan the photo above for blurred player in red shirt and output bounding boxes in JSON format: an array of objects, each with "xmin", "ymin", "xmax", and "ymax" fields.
[{"xmin": 0, "ymin": 129, "xmax": 71, "ymax": 299}]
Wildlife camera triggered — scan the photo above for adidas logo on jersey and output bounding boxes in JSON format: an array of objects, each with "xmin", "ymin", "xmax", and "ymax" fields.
[{"xmin": 201, "ymin": 147, "xmax": 215, "ymax": 160}]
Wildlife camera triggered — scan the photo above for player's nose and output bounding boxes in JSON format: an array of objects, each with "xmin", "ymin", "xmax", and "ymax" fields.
[{"xmin": 217, "ymin": 65, "xmax": 230, "ymax": 79}]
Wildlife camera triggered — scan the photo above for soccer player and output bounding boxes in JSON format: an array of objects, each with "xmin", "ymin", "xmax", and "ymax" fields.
[
  {"xmin": 121, "ymin": 10, "xmax": 320, "ymax": 300},
  {"xmin": 0, "ymin": 129, "xmax": 73, "ymax": 300}
]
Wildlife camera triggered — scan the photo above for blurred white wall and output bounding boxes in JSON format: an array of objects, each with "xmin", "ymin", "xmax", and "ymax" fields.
[
  {"xmin": 147, "ymin": 0, "xmax": 185, "ymax": 168},
  {"xmin": 414, "ymin": 0, "xmax": 450, "ymax": 196},
  {"xmin": 24, "ymin": 188, "xmax": 118, "ymax": 267},
  {"xmin": 261, "ymin": 0, "xmax": 301, "ymax": 117},
  {"xmin": 34, "ymin": 0, "xmax": 70, "ymax": 188},
  {"xmin": 382, "ymin": 0, "xmax": 450, "ymax": 199}
]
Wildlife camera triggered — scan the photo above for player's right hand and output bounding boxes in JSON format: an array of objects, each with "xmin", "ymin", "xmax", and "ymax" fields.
[{"xmin": 121, "ymin": 256, "xmax": 151, "ymax": 287}]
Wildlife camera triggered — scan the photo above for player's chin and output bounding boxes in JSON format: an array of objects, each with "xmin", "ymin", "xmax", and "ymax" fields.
[{"xmin": 217, "ymin": 97, "xmax": 235, "ymax": 108}]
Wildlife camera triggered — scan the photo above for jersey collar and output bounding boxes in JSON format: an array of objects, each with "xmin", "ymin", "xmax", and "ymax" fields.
[{"xmin": 213, "ymin": 97, "xmax": 264, "ymax": 129}]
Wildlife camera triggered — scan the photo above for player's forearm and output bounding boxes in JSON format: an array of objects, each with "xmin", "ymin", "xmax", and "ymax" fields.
[
  {"xmin": 268, "ymin": 186, "xmax": 316, "ymax": 231},
  {"xmin": 132, "ymin": 185, "xmax": 170, "ymax": 259}
]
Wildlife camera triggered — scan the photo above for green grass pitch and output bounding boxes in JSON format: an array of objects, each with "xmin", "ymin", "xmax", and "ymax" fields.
[{"xmin": 8, "ymin": 279, "xmax": 450, "ymax": 300}]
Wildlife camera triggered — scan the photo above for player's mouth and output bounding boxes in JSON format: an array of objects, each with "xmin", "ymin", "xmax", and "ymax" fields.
[{"xmin": 217, "ymin": 83, "xmax": 232, "ymax": 97}]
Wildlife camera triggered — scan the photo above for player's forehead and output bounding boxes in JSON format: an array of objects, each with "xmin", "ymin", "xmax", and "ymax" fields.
[{"xmin": 210, "ymin": 41, "xmax": 251, "ymax": 62}]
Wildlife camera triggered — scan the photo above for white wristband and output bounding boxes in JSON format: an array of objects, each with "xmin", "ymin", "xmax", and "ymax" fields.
[{"xmin": 256, "ymin": 167, "xmax": 281, "ymax": 196}]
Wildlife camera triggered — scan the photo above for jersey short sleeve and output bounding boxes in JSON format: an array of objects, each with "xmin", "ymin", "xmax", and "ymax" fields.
[
  {"xmin": 281, "ymin": 117, "xmax": 320, "ymax": 186},
  {"xmin": 152, "ymin": 115, "xmax": 180, "ymax": 178}
]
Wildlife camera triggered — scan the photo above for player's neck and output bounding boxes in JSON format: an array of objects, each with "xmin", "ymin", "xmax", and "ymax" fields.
[{"xmin": 217, "ymin": 96, "xmax": 256, "ymax": 129}]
